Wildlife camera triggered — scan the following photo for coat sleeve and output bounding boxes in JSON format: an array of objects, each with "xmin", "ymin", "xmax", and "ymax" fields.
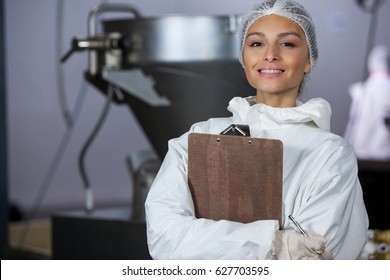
[
  {"xmin": 286, "ymin": 139, "xmax": 369, "ymax": 260},
  {"xmin": 145, "ymin": 130, "xmax": 279, "ymax": 260}
]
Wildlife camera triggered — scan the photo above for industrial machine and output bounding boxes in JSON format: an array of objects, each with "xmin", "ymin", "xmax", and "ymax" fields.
[{"xmin": 62, "ymin": 3, "xmax": 253, "ymax": 160}]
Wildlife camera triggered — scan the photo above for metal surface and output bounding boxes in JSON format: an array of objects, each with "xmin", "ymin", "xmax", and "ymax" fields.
[
  {"xmin": 102, "ymin": 68, "xmax": 170, "ymax": 106},
  {"xmin": 83, "ymin": 12, "xmax": 254, "ymax": 159},
  {"xmin": 103, "ymin": 15, "xmax": 241, "ymax": 65},
  {"xmin": 88, "ymin": 3, "xmax": 142, "ymax": 75},
  {"xmin": 88, "ymin": 61, "xmax": 254, "ymax": 159},
  {"xmin": 96, "ymin": 15, "xmax": 252, "ymax": 158}
]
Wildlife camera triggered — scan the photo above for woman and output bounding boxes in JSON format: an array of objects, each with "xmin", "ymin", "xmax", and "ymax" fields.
[{"xmin": 145, "ymin": 0, "xmax": 368, "ymax": 260}]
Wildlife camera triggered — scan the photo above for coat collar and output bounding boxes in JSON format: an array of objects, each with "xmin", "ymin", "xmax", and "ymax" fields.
[{"xmin": 227, "ymin": 96, "xmax": 331, "ymax": 131}]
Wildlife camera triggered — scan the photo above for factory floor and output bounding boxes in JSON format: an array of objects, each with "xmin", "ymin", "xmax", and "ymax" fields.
[{"xmin": 7, "ymin": 219, "xmax": 52, "ymax": 260}]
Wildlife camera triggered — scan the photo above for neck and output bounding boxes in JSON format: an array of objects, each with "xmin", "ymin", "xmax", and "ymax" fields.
[{"xmin": 256, "ymin": 92, "xmax": 297, "ymax": 108}]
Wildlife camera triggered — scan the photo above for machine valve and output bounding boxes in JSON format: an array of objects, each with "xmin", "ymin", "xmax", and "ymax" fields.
[{"xmin": 60, "ymin": 34, "xmax": 124, "ymax": 63}]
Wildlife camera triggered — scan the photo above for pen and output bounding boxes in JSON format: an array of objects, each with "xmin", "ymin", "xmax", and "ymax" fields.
[
  {"xmin": 288, "ymin": 215, "xmax": 325, "ymax": 260},
  {"xmin": 288, "ymin": 215, "xmax": 307, "ymax": 236}
]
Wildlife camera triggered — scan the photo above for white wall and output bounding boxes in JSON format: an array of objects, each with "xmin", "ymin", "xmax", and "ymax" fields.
[{"xmin": 5, "ymin": 0, "xmax": 390, "ymax": 217}]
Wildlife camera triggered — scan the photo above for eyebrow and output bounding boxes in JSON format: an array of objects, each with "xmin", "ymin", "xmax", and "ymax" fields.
[{"xmin": 246, "ymin": 31, "xmax": 303, "ymax": 40}]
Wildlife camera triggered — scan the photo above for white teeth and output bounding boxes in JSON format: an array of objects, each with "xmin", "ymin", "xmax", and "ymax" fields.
[{"xmin": 260, "ymin": 69, "xmax": 283, "ymax": 74}]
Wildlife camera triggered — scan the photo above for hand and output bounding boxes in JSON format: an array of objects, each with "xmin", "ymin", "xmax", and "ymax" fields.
[{"xmin": 273, "ymin": 229, "xmax": 333, "ymax": 260}]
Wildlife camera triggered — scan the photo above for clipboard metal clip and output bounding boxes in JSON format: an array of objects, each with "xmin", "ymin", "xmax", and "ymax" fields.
[{"xmin": 220, "ymin": 124, "xmax": 250, "ymax": 137}]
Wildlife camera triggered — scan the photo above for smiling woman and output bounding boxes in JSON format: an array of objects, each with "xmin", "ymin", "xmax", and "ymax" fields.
[
  {"xmin": 145, "ymin": 0, "xmax": 369, "ymax": 260},
  {"xmin": 242, "ymin": 15, "xmax": 311, "ymax": 107}
]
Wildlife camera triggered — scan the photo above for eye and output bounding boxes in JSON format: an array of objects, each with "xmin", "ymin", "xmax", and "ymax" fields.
[
  {"xmin": 249, "ymin": 41, "xmax": 264, "ymax": 47},
  {"xmin": 281, "ymin": 42, "xmax": 296, "ymax": 48}
]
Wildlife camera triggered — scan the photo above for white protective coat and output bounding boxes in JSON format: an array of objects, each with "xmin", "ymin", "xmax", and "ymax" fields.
[
  {"xmin": 344, "ymin": 45, "xmax": 390, "ymax": 160},
  {"xmin": 145, "ymin": 97, "xmax": 369, "ymax": 260}
]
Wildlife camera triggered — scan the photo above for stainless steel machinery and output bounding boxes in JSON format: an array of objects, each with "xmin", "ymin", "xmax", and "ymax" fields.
[{"xmin": 63, "ymin": 3, "xmax": 253, "ymax": 159}]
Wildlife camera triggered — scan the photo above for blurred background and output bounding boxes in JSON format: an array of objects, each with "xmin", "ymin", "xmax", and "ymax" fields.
[{"xmin": 1, "ymin": 0, "xmax": 390, "ymax": 259}]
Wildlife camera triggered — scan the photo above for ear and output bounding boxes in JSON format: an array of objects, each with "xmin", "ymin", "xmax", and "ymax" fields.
[{"xmin": 304, "ymin": 60, "xmax": 312, "ymax": 74}]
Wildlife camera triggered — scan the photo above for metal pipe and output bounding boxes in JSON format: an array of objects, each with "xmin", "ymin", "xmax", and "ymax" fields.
[{"xmin": 87, "ymin": 3, "xmax": 142, "ymax": 75}]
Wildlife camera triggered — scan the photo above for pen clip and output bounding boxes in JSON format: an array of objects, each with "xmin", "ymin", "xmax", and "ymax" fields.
[{"xmin": 288, "ymin": 215, "xmax": 307, "ymax": 236}]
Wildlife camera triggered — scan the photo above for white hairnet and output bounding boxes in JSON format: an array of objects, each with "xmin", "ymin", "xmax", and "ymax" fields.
[
  {"xmin": 368, "ymin": 45, "xmax": 390, "ymax": 74},
  {"xmin": 239, "ymin": 0, "xmax": 318, "ymax": 70}
]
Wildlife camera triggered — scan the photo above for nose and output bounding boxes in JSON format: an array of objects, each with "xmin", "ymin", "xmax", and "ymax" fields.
[{"xmin": 264, "ymin": 46, "xmax": 279, "ymax": 62}]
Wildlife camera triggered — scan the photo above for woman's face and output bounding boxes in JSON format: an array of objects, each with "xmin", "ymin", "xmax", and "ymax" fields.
[{"xmin": 243, "ymin": 15, "xmax": 311, "ymax": 106}]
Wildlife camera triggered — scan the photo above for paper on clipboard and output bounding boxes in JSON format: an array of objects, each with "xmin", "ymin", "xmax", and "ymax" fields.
[{"xmin": 188, "ymin": 133, "xmax": 283, "ymax": 226}]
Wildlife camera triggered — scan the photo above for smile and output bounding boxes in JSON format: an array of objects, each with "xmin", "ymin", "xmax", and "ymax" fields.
[{"xmin": 259, "ymin": 69, "xmax": 284, "ymax": 74}]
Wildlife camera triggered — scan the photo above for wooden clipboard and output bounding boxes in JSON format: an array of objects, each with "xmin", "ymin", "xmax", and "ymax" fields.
[{"xmin": 188, "ymin": 133, "xmax": 283, "ymax": 225}]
